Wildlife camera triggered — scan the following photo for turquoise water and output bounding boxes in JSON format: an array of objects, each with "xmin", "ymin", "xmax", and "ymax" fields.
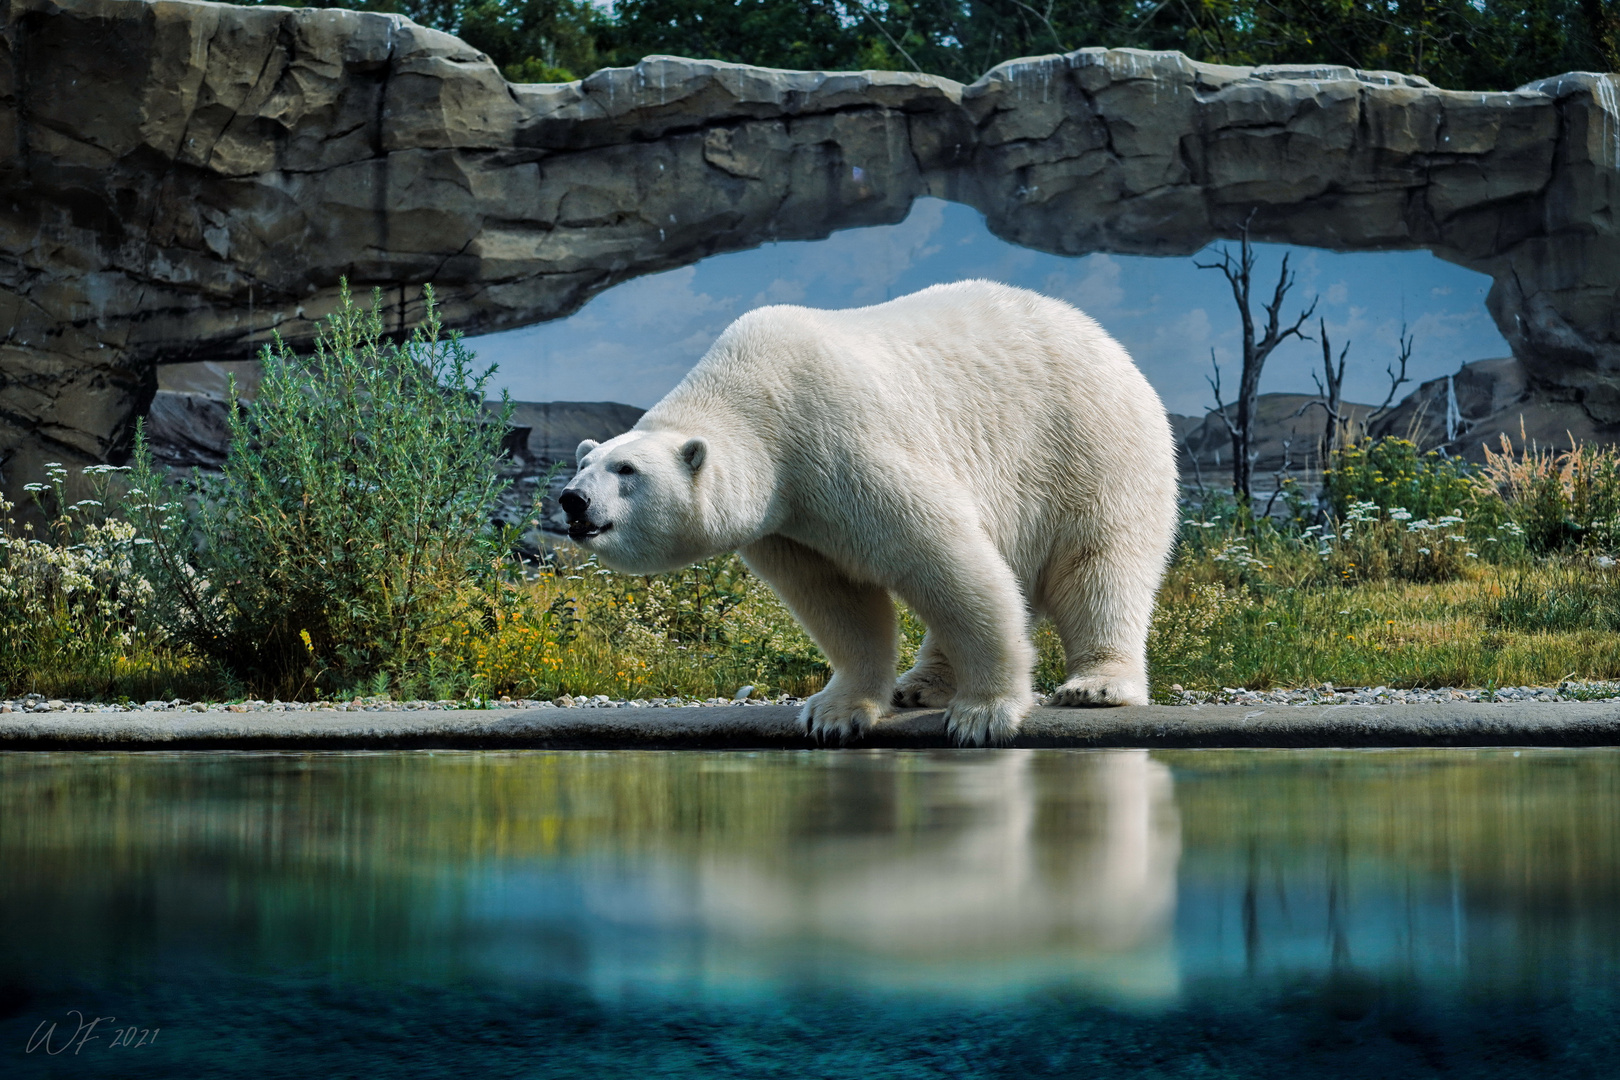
[{"xmin": 2, "ymin": 748, "xmax": 1617, "ymax": 1077}]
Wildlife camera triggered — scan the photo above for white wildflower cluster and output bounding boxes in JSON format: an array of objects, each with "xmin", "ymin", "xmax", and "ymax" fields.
[
  {"xmin": 1, "ymin": 465, "xmax": 165, "ymax": 662},
  {"xmin": 1300, "ymin": 523, "xmax": 1332, "ymax": 558},
  {"xmin": 1344, "ymin": 500, "xmax": 1381, "ymax": 527},
  {"xmin": 1, "ymin": 504, "xmax": 158, "ymax": 652},
  {"xmin": 1209, "ymin": 537, "xmax": 1269, "ymax": 571},
  {"xmin": 1317, "ymin": 504, "xmax": 1476, "ymax": 562},
  {"xmin": 1479, "ymin": 519, "xmax": 1528, "ymax": 548},
  {"xmin": 1314, "ymin": 500, "xmax": 1382, "ymax": 550},
  {"xmin": 1399, "ymin": 512, "xmax": 1471, "ymax": 556}
]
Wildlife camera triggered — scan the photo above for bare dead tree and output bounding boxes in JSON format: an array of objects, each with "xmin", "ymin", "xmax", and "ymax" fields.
[
  {"xmin": 1182, "ymin": 436, "xmax": 1208, "ymax": 496},
  {"xmin": 1261, "ymin": 436, "xmax": 1296, "ymax": 520},
  {"xmin": 1296, "ymin": 318, "xmax": 1416, "ymax": 447},
  {"xmin": 1294, "ymin": 317, "xmax": 1351, "ymax": 459},
  {"xmin": 1198, "ymin": 215, "xmax": 1318, "ymax": 504},
  {"xmin": 1366, "ymin": 321, "xmax": 1415, "ymax": 427}
]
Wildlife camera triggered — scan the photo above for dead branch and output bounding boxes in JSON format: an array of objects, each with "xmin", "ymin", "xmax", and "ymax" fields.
[
  {"xmin": 1205, "ymin": 349, "xmax": 1241, "ymax": 437},
  {"xmin": 1367, "ymin": 322, "xmax": 1415, "ymax": 424},
  {"xmin": 1262, "ymin": 437, "xmax": 1296, "ymax": 519}
]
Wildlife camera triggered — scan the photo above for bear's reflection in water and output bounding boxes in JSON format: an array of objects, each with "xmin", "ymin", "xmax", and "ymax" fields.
[
  {"xmin": 542, "ymin": 751, "xmax": 1183, "ymax": 1001},
  {"xmin": 1, "ymin": 750, "xmax": 1180, "ymax": 1003}
]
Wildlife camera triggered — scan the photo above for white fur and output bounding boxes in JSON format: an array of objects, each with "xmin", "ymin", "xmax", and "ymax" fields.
[{"xmin": 562, "ymin": 280, "xmax": 1180, "ymax": 746}]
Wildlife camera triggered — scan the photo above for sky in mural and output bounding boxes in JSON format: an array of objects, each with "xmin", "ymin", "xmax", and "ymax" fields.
[{"xmin": 470, "ymin": 197, "xmax": 1509, "ymax": 418}]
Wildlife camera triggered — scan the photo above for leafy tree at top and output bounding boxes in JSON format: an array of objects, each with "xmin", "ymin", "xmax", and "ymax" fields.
[{"xmin": 227, "ymin": 1, "xmax": 1620, "ymax": 95}]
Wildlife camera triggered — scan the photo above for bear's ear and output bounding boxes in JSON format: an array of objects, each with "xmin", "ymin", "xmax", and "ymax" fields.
[
  {"xmin": 576, "ymin": 439, "xmax": 600, "ymax": 465},
  {"xmin": 680, "ymin": 437, "xmax": 708, "ymax": 474}
]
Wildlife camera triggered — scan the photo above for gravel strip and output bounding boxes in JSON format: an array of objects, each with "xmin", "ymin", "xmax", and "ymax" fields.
[
  {"xmin": 0, "ymin": 692, "xmax": 802, "ymax": 715},
  {"xmin": 5, "ymin": 682, "xmax": 1620, "ymax": 715}
]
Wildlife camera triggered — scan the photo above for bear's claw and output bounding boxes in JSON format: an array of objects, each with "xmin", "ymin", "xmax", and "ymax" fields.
[{"xmin": 800, "ymin": 686, "xmax": 887, "ymax": 745}]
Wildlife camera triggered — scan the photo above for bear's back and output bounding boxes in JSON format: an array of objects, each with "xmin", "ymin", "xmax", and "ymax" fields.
[
  {"xmin": 709, "ymin": 280, "xmax": 1159, "ymax": 450},
  {"xmin": 655, "ymin": 281, "xmax": 1174, "ymax": 547}
]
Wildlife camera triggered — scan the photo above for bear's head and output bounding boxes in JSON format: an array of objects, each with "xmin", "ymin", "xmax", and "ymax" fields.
[{"xmin": 559, "ymin": 429, "xmax": 715, "ymax": 574}]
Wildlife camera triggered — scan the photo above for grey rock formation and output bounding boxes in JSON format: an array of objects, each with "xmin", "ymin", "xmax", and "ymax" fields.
[
  {"xmin": 4, "ymin": 0, "xmax": 1620, "ymax": 497},
  {"xmin": 1366, "ymin": 356, "xmax": 1603, "ymax": 459},
  {"xmin": 1174, "ymin": 394, "xmax": 1379, "ymax": 481}
]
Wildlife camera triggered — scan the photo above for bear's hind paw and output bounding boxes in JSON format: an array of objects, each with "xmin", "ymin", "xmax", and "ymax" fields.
[
  {"xmin": 893, "ymin": 668, "xmax": 955, "ymax": 708},
  {"xmin": 943, "ymin": 696, "xmax": 1029, "ymax": 747},
  {"xmin": 1049, "ymin": 674, "xmax": 1147, "ymax": 707}
]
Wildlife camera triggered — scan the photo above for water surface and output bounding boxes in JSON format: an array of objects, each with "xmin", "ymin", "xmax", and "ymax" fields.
[{"xmin": 2, "ymin": 748, "xmax": 1616, "ymax": 1077}]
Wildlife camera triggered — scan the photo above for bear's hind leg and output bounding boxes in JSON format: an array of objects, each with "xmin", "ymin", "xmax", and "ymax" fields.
[
  {"xmin": 740, "ymin": 535, "xmax": 897, "ymax": 744},
  {"xmin": 893, "ymin": 630, "xmax": 955, "ymax": 707},
  {"xmin": 1041, "ymin": 547, "xmax": 1154, "ymax": 707}
]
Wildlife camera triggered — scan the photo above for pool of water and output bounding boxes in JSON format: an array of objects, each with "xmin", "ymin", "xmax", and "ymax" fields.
[{"xmin": 2, "ymin": 748, "xmax": 1617, "ymax": 1077}]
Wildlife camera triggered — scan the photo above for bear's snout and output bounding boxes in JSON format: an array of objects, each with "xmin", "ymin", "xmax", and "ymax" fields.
[
  {"xmin": 560, "ymin": 488, "xmax": 610, "ymax": 541},
  {"xmin": 559, "ymin": 490, "xmax": 589, "ymax": 519}
]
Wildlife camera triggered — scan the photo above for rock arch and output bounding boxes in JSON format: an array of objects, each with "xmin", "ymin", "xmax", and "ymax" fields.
[{"xmin": 3, "ymin": 0, "xmax": 1619, "ymax": 492}]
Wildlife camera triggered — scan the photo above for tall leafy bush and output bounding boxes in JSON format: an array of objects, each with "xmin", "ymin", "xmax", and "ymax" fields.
[{"xmin": 127, "ymin": 284, "xmax": 514, "ymax": 696}]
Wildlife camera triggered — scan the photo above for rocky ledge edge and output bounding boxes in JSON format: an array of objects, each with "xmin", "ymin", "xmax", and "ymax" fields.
[
  {"xmin": 3, "ymin": 697, "xmax": 1619, "ymax": 750},
  {"xmin": 5, "ymin": 681, "xmax": 1619, "ymax": 716}
]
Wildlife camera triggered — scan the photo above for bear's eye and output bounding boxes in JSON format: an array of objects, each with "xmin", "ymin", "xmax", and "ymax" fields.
[{"xmin": 615, "ymin": 463, "xmax": 636, "ymax": 476}]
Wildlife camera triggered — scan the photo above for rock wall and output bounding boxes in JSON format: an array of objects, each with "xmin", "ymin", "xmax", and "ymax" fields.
[{"xmin": 4, "ymin": 0, "xmax": 1620, "ymax": 494}]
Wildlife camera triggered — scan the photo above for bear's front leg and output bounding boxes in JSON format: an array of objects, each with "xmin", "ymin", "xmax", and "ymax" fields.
[
  {"xmin": 890, "ymin": 529, "xmax": 1036, "ymax": 746},
  {"xmin": 739, "ymin": 535, "xmax": 898, "ymax": 744}
]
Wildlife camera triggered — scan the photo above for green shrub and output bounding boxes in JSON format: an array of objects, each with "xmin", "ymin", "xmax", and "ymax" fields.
[
  {"xmin": 1144, "ymin": 581, "xmax": 1250, "ymax": 692},
  {"xmin": 1323, "ymin": 438, "xmax": 1477, "ymax": 522},
  {"xmin": 463, "ymin": 548, "xmax": 833, "ymax": 700},
  {"xmin": 126, "ymin": 284, "xmax": 515, "ymax": 698}
]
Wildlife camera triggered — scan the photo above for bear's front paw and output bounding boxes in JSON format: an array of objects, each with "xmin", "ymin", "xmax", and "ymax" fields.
[
  {"xmin": 893, "ymin": 665, "xmax": 955, "ymax": 708},
  {"xmin": 943, "ymin": 695, "xmax": 1030, "ymax": 747},
  {"xmin": 801, "ymin": 684, "xmax": 888, "ymax": 745},
  {"xmin": 1049, "ymin": 672, "xmax": 1147, "ymax": 707}
]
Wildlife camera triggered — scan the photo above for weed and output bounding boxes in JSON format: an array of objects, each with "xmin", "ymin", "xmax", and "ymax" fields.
[{"xmin": 1476, "ymin": 431, "xmax": 1620, "ymax": 554}]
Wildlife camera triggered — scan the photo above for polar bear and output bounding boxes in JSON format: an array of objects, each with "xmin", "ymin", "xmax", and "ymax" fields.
[{"xmin": 559, "ymin": 280, "xmax": 1179, "ymax": 746}]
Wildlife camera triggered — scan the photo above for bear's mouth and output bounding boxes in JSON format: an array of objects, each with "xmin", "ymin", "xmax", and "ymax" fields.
[{"xmin": 567, "ymin": 520, "xmax": 612, "ymax": 541}]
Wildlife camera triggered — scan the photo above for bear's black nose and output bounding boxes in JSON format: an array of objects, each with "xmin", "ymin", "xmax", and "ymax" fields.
[{"xmin": 559, "ymin": 490, "xmax": 589, "ymax": 519}]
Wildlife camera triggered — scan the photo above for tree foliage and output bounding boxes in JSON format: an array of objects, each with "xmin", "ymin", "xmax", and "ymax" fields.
[{"xmin": 231, "ymin": 1, "xmax": 1620, "ymax": 88}]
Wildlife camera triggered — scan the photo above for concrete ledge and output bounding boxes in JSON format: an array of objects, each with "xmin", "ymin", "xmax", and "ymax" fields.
[{"xmin": 3, "ymin": 702, "xmax": 1620, "ymax": 750}]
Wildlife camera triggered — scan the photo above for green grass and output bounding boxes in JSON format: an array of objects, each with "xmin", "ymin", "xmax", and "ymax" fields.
[{"xmin": 1141, "ymin": 563, "xmax": 1620, "ymax": 696}]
